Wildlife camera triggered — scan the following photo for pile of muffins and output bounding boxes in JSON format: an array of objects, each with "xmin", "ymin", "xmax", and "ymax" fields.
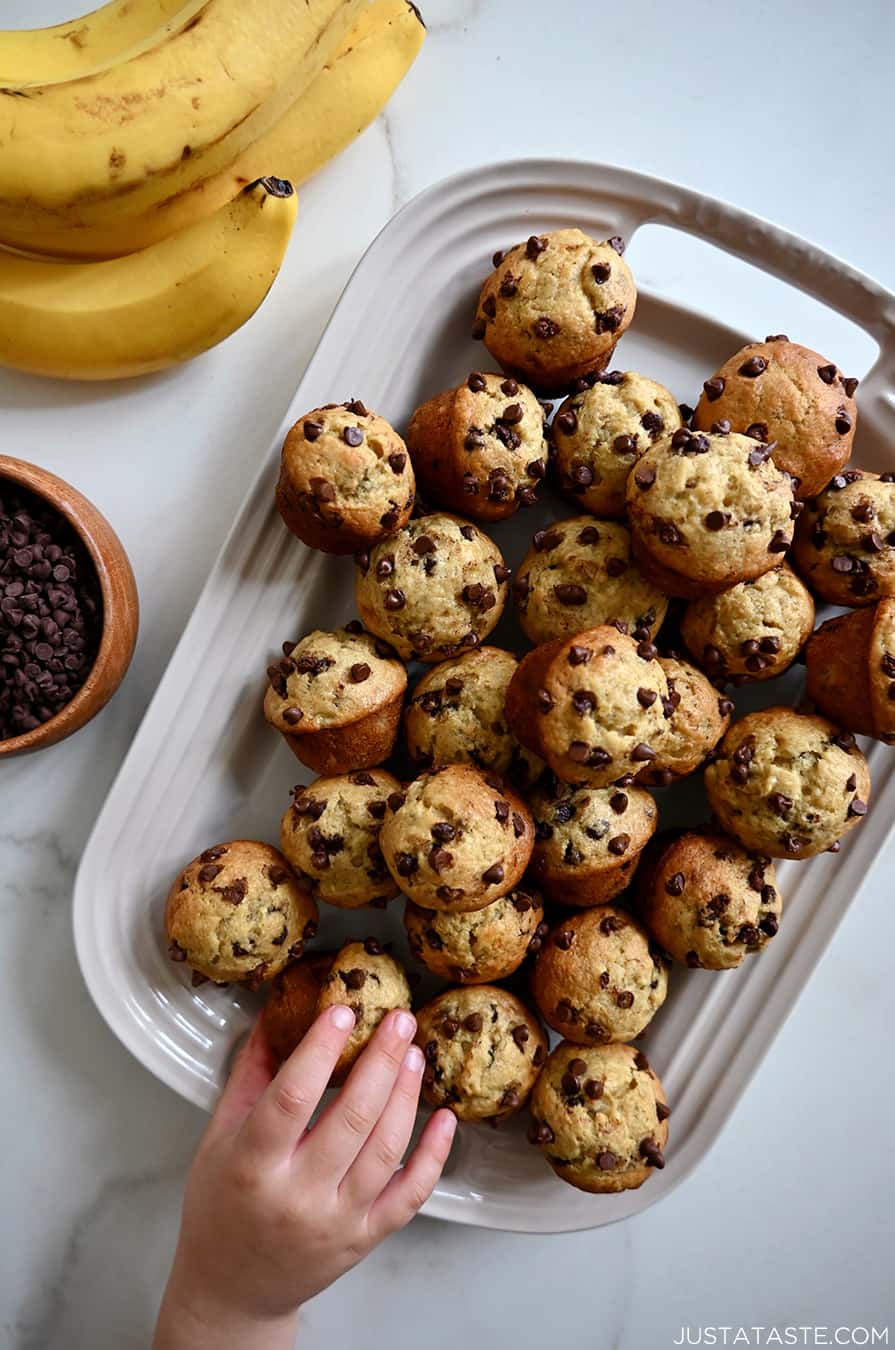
[{"xmin": 164, "ymin": 226, "xmax": 893, "ymax": 1198}]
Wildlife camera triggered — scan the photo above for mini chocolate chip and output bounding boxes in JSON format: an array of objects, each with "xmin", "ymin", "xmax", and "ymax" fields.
[
  {"xmin": 198, "ymin": 863, "xmax": 222, "ymax": 883},
  {"xmin": 704, "ymin": 511, "xmax": 728, "ymax": 531},
  {"xmin": 533, "ymin": 528, "xmax": 561, "ymax": 553},
  {"xmin": 554, "ymin": 583, "xmax": 587, "ymax": 605},
  {"xmin": 703, "ymin": 376, "xmax": 725, "ymax": 402},
  {"xmin": 341, "ymin": 968, "xmax": 366, "ymax": 990},
  {"xmin": 596, "ymin": 1151, "xmax": 618, "ymax": 1171},
  {"xmin": 568, "ymin": 644, "xmax": 590, "ymax": 666},
  {"xmin": 500, "ymin": 402, "xmax": 524, "ymax": 425},
  {"xmin": 608, "ymin": 235, "xmax": 625, "ymax": 254},
  {"xmin": 350, "ymin": 662, "xmax": 371, "ymax": 683},
  {"xmin": 634, "ymin": 464, "xmax": 656, "ymax": 489},
  {"xmin": 467, "ymin": 372, "xmax": 487, "ymax": 392},
  {"xmin": 835, "ymin": 410, "xmax": 852, "ymax": 435},
  {"xmin": 768, "ymin": 792, "xmax": 793, "ymax": 816},
  {"xmin": 842, "ymin": 376, "xmax": 859, "ymax": 397},
  {"xmin": 639, "ymin": 1138, "xmax": 665, "ymax": 1169},
  {"xmin": 608, "ymin": 834, "xmax": 630, "ymax": 856},
  {"xmin": 768, "ymin": 530, "xmax": 790, "ymax": 553},
  {"xmin": 283, "ymin": 707, "xmax": 303, "ymax": 726},
  {"xmin": 631, "ymin": 743, "xmax": 657, "ymax": 762},
  {"xmin": 463, "ymin": 1012, "xmax": 484, "ymax": 1032},
  {"xmin": 745, "ymin": 421, "xmax": 769, "ymax": 442},
  {"xmin": 591, "ymin": 261, "xmax": 611, "ymax": 283},
  {"xmin": 526, "ymin": 234, "xmax": 547, "ymax": 258},
  {"xmin": 613, "ymin": 433, "xmax": 637, "ymax": 456},
  {"xmin": 388, "ymin": 452, "xmax": 407, "ymax": 473},
  {"xmin": 303, "ymin": 418, "xmax": 323, "ymax": 441},
  {"xmin": 848, "ymin": 798, "xmax": 868, "ymax": 817},
  {"xmin": 500, "ymin": 276, "xmax": 518, "ymax": 297},
  {"xmin": 482, "ymin": 863, "xmax": 505, "ymax": 885},
  {"xmin": 471, "ymin": 318, "xmax": 486, "ymax": 340},
  {"xmin": 739, "ymin": 355, "xmax": 767, "ymax": 377},
  {"xmin": 637, "ymin": 641, "xmax": 658, "ymax": 661},
  {"xmin": 817, "ymin": 363, "xmax": 837, "ymax": 384},
  {"xmin": 665, "ymin": 872, "xmax": 685, "ymax": 896},
  {"xmin": 537, "ymin": 689, "xmax": 554, "ymax": 713},
  {"xmin": 636, "ymin": 687, "xmax": 657, "ymax": 709},
  {"xmin": 534, "ymin": 316, "xmax": 561, "ymax": 339},
  {"xmin": 718, "ymin": 698, "xmax": 735, "ymax": 716},
  {"xmin": 343, "ymin": 425, "xmax": 364, "ymax": 447},
  {"xmin": 385, "ymin": 588, "xmax": 406, "ymax": 610},
  {"xmin": 482, "ymin": 295, "xmax": 496, "ymax": 318}
]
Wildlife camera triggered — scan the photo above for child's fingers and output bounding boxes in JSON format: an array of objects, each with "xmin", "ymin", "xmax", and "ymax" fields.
[
  {"xmin": 305, "ymin": 1009, "xmax": 417, "ymax": 1180},
  {"xmin": 240, "ymin": 1005, "xmax": 356, "ymax": 1161},
  {"xmin": 366, "ymin": 1108, "xmax": 457, "ymax": 1240},
  {"xmin": 206, "ymin": 1015, "xmax": 276, "ymax": 1141},
  {"xmin": 338, "ymin": 1042, "xmax": 425, "ymax": 1209}
]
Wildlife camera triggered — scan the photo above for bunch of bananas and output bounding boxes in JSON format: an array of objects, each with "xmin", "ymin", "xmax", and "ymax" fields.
[{"xmin": 0, "ymin": 0, "xmax": 425, "ymax": 380}]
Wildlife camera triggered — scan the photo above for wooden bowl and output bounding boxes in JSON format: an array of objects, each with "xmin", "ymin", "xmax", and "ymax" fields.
[{"xmin": 0, "ymin": 455, "xmax": 139, "ymax": 757}]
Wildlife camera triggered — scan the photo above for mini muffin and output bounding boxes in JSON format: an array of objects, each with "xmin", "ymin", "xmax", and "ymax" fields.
[
  {"xmin": 404, "ymin": 886, "xmax": 545, "ymax": 983},
  {"xmin": 638, "ymin": 657, "xmax": 732, "ymax": 787},
  {"xmin": 279, "ymin": 769, "xmax": 402, "ymax": 909},
  {"xmin": 625, "ymin": 428, "xmax": 795, "ymax": 598},
  {"xmin": 354, "ymin": 513, "xmax": 509, "ymax": 662},
  {"xmin": 530, "ymin": 906, "xmax": 669, "ymax": 1045},
  {"xmin": 317, "ymin": 939, "xmax": 413, "ymax": 1081},
  {"xmin": 473, "ymin": 229, "xmax": 637, "ymax": 395},
  {"xmin": 791, "ymin": 470, "xmax": 895, "ymax": 606},
  {"xmin": 263, "ymin": 623, "xmax": 407, "ymax": 774},
  {"xmin": 704, "ymin": 707, "xmax": 871, "ymax": 859},
  {"xmin": 529, "ymin": 775, "xmax": 658, "ymax": 906},
  {"xmin": 406, "ymin": 371, "xmax": 548, "ymax": 520},
  {"xmin": 165, "ymin": 841, "xmax": 318, "ymax": 988},
  {"xmin": 692, "ymin": 337, "xmax": 858, "ymax": 498},
  {"xmin": 505, "ymin": 627, "xmax": 670, "ymax": 788},
  {"xmin": 512, "ymin": 516, "xmax": 668, "ymax": 646},
  {"xmin": 680, "ymin": 564, "xmax": 815, "ymax": 684},
  {"xmin": 263, "ymin": 939, "xmax": 412, "ymax": 1083},
  {"xmin": 806, "ymin": 598, "xmax": 895, "ymax": 744},
  {"xmin": 636, "ymin": 829, "xmax": 782, "ymax": 969},
  {"xmin": 551, "ymin": 371, "xmax": 682, "ymax": 517},
  {"xmin": 416, "ymin": 985, "xmax": 548, "ymax": 1122},
  {"xmin": 527, "ymin": 1042, "xmax": 669, "ymax": 1193},
  {"xmin": 379, "ymin": 764, "xmax": 534, "ymax": 912},
  {"xmin": 275, "ymin": 401, "xmax": 415, "ymax": 554},
  {"xmin": 403, "ymin": 646, "xmax": 543, "ymax": 787}
]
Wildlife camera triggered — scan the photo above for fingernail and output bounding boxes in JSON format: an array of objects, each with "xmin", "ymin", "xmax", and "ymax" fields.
[
  {"xmin": 403, "ymin": 1044, "xmax": 424, "ymax": 1073},
  {"xmin": 439, "ymin": 1109, "xmax": 458, "ymax": 1141},
  {"xmin": 330, "ymin": 1005, "xmax": 355, "ymax": 1031},
  {"xmin": 394, "ymin": 1010, "xmax": 416, "ymax": 1040}
]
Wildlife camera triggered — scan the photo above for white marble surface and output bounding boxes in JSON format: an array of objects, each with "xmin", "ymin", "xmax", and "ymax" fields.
[{"xmin": 2, "ymin": 1, "xmax": 894, "ymax": 1346}]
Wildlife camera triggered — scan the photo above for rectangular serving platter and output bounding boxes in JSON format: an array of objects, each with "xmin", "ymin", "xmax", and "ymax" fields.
[{"xmin": 73, "ymin": 160, "xmax": 895, "ymax": 1233}]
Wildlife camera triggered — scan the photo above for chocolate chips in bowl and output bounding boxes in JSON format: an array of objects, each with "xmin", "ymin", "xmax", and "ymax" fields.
[{"xmin": 0, "ymin": 456, "xmax": 138, "ymax": 756}]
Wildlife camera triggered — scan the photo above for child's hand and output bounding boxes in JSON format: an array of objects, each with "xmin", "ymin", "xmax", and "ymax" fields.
[{"xmin": 153, "ymin": 1004, "xmax": 456, "ymax": 1350}]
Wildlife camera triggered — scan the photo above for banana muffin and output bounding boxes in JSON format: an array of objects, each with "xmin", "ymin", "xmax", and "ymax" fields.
[
  {"xmin": 704, "ymin": 707, "xmax": 872, "ymax": 858},
  {"xmin": 512, "ymin": 516, "xmax": 668, "ymax": 646},
  {"xmin": 416, "ymin": 985, "xmax": 548, "ymax": 1122},
  {"xmin": 625, "ymin": 428, "xmax": 795, "ymax": 598},
  {"xmin": 165, "ymin": 840, "xmax": 318, "ymax": 989},
  {"xmin": 530, "ymin": 906, "xmax": 669, "ymax": 1045},
  {"xmin": 692, "ymin": 337, "xmax": 858, "ymax": 498},
  {"xmin": 472, "ymin": 229, "xmax": 637, "ymax": 394},
  {"xmin": 275, "ymin": 401, "xmax": 415, "ymax": 554},
  {"xmin": 379, "ymin": 763, "xmax": 534, "ymax": 912},
  {"xmin": 791, "ymin": 470, "xmax": 895, "ymax": 606},
  {"xmin": 680, "ymin": 564, "xmax": 815, "ymax": 684},
  {"xmin": 263, "ymin": 939, "xmax": 412, "ymax": 1083},
  {"xmin": 528, "ymin": 775, "xmax": 658, "ymax": 906},
  {"xmin": 404, "ymin": 885, "xmax": 545, "ymax": 983},
  {"xmin": 806, "ymin": 598, "xmax": 895, "ymax": 744},
  {"xmin": 551, "ymin": 370, "xmax": 682, "ymax": 518},
  {"xmin": 279, "ymin": 769, "xmax": 402, "ymax": 909},
  {"xmin": 527, "ymin": 1041, "xmax": 669, "ymax": 1193},
  {"xmin": 354, "ymin": 512, "xmax": 509, "ymax": 662},
  {"xmin": 505, "ymin": 627, "xmax": 670, "ymax": 788},
  {"xmin": 263, "ymin": 623, "xmax": 407, "ymax": 774},
  {"xmin": 403, "ymin": 646, "xmax": 544, "ymax": 787},
  {"xmin": 637, "ymin": 657, "xmax": 732, "ymax": 787},
  {"xmin": 636, "ymin": 829, "xmax": 782, "ymax": 969},
  {"xmin": 406, "ymin": 371, "xmax": 548, "ymax": 520}
]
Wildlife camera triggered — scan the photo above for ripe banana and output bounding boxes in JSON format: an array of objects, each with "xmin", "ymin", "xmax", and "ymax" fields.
[
  {"xmin": 0, "ymin": 0, "xmax": 365, "ymax": 256},
  {"xmin": 5, "ymin": 0, "xmax": 426, "ymax": 261},
  {"xmin": 0, "ymin": 0, "xmax": 209, "ymax": 87},
  {"xmin": 0, "ymin": 177, "xmax": 297, "ymax": 381}
]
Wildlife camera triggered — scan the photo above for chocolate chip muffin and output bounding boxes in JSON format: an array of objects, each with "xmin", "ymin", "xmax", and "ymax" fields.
[
  {"xmin": 636, "ymin": 829, "xmax": 782, "ymax": 969},
  {"xmin": 473, "ymin": 229, "xmax": 637, "ymax": 395},
  {"xmin": 404, "ymin": 886, "xmax": 545, "ymax": 984},
  {"xmin": 806, "ymin": 598, "xmax": 895, "ymax": 745},
  {"xmin": 529, "ymin": 774, "xmax": 658, "ymax": 907},
  {"xmin": 275, "ymin": 401, "xmax": 415, "ymax": 554},
  {"xmin": 638, "ymin": 657, "xmax": 732, "ymax": 787},
  {"xmin": 165, "ymin": 841, "xmax": 318, "ymax": 989},
  {"xmin": 704, "ymin": 707, "xmax": 872, "ymax": 859},
  {"xmin": 791, "ymin": 470, "xmax": 895, "ymax": 606},
  {"xmin": 530, "ymin": 906, "xmax": 669, "ymax": 1045},
  {"xmin": 406, "ymin": 372, "xmax": 548, "ymax": 521},
  {"xmin": 415, "ymin": 985, "xmax": 548, "ymax": 1122},
  {"xmin": 692, "ymin": 337, "xmax": 858, "ymax": 498},
  {"xmin": 317, "ymin": 939, "xmax": 413, "ymax": 1081},
  {"xmin": 625, "ymin": 428, "xmax": 795, "ymax": 598},
  {"xmin": 354, "ymin": 513, "xmax": 509, "ymax": 662},
  {"xmin": 379, "ymin": 763, "xmax": 534, "ymax": 912},
  {"xmin": 512, "ymin": 516, "xmax": 668, "ymax": 646},
  {"xmin": 527, "ymin": 1041, "xmax": 669, "ymax": 1193},
  {"xmin": 551, "ymin": 370, "xmax": 682, "ymax": 518},
  {"xmin": 505, "ymin": 627, "xmax": 670, "ymax": 788},
  {"xmin": 403, "ymin": 646, "xmax": 543, "ymax": 787},
  {"xmin": 680, "ymin": 564, "xmax": 815, "ymax": 685},
  {"xmin": 263, "ymin": 623, "xmax": 407, "ymax": 774},
  {"xmin": 279, "ymin": 769, "xmax": 402, "ymax": 909},
  {"xmin": 263, "ymin": 939, "xmax": 412, "ymax": 1083}
]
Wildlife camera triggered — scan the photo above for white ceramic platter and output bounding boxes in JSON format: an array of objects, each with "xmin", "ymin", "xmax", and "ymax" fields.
[{"xmin": 74, "ymin": 160, "xmax": 895, "ymax": 1232}]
